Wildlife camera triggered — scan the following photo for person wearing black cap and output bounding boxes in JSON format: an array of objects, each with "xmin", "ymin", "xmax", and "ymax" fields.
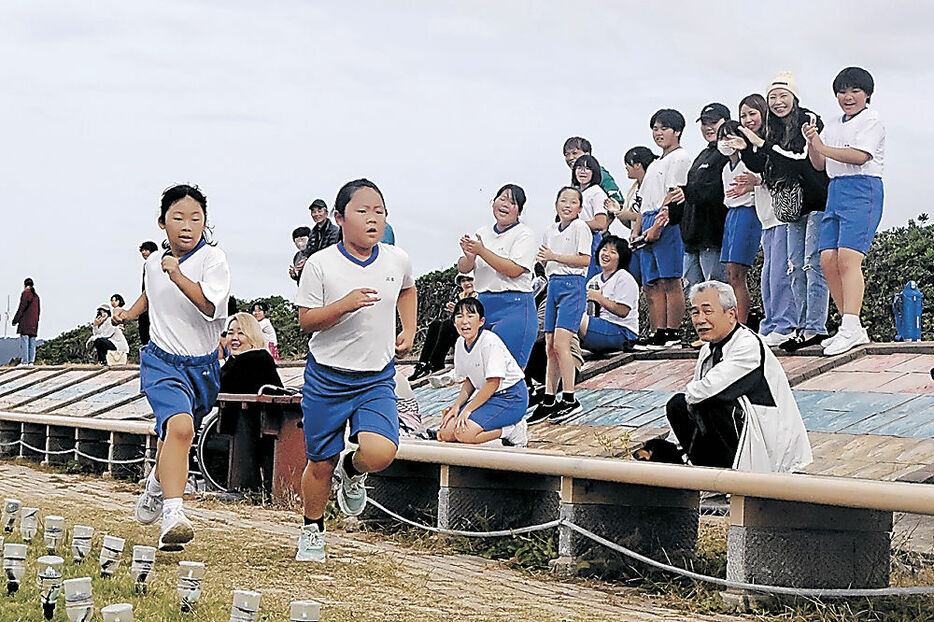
[
  {"xmin": 305, "ymin": 198, "xmax": 341, "ymax": 257},
  {"xmin": 667, "ymin": 103, "xmax": 731, "ymax": 290}
]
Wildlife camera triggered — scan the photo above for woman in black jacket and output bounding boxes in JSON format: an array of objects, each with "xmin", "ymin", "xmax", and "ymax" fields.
[{"xmin": 739, "ymin": 72, "xmax": 830, "ymax": 351}]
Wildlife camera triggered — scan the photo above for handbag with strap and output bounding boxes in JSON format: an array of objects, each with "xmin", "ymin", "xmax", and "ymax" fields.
[{"xmin": 770, "ymin": 182, "xmax": 804, "ymax": 223}]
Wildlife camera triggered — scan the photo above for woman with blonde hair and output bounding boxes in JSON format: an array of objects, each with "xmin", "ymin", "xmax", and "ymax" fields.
[{"xmin": 219, "ymin": 312, "xmax": 283, "ymax": 394}]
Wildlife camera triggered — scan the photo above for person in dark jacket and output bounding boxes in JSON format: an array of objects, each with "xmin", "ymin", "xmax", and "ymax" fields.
[
  {"xmin": 219, "ymin": 312, "xmax": 283, "ymax": 394},
  {"xmin": 304, "ymin": 199, "xmax": 341, "ymax": 257},
  {"xmin": 739, "ymin": 72, "xmax": 830, "ymax": 351},
  {"xmin": 137, "ymin": 241, "xmax": 158, "ymax": 345},
  {"xmin": 668, "ymin": 103, "xmax": 731, "ymax": 288},
  {"xmin": 11, "ymin": 278, "xmax": 40, "ymax": 366}
]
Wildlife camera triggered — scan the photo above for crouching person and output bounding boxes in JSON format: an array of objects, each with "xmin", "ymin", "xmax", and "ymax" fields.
[
  {"xmin": 638, "ymin": 280, "xmax": 812, "ymax": 473},
  {"xmin": 439, "ymin": 298, "xmax": 529, "ymax": 447}
]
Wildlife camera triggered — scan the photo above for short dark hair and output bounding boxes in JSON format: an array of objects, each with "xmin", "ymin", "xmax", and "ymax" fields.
[
  {"xmin": 717, "ymin": 119, "xmax": 743, "ymax": 140},
  {"xmin": 334, "ymin": 179, "xmax": 385, "ymax": 217},
  {"xmin": 571, "ymin": 155, "xmax": 603, "ymax": 188},
  {"xmin": 158, "ymin": 184, "xmax": 213, "ymax": 248},
  {"xmin": 309, "ymin": 199, "xmax": 328, "ymax": 211},
  {"xmin": 452, "ymin": 297, "xmax": 484, "ymax": 318},
  {"xmin": 24, "ymin": 278, "xmax": 34, "ymax": 288},
  {"xmin": 110, "ymin": 293, "xmax": 125, "ymax": 307},
  {"xmin": 563, "ymin": 136, "xmax": 592, "ymax": 154},
  {"xmin": 833, "ymin": 66, "xmax": 874, "ymax": 102},
  {"xmin": 650, "ymin": 109, "xmax": 686, "ymax": 134},
  {"xmin": 623, "ymin": 146, "xmax": 658, "ymax": 170},
  {"xmin": 596, "ymin": 234, "xmax": 632, "ymax": 272},
  {"xmin": 292, "ymin": 226, "xmax": 311, "ymax": 238},
  {"xmin": 252, "ymin": 300, "xmax": 269, "ymax": 313},
  {"xmin": 555, "ymin": 186, "xmax": 583, "ymax": 205},
  {"xmin": 139, "ymin": 241, "xmax": 158, "ymax": 253},
  {"xmin": 493, "ymin": 183, "xmax": 527, "ymax": 214}
]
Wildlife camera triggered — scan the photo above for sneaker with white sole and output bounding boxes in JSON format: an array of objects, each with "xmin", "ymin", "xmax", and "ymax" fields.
[
  {"xmin": 820, "ymin": 333, "xmax": 839, "ymax": 348},
  {"xmin": 158, "ymin": 509, "xmax": 194, "ymax": 551},
  {"xmin": 760, "ymin": 332, "xmax": 792, "ymax": 347},
  {"xmin": 548, "ymin": 399, "xmax": 583, "ymax": 424},
  {"xmin": 336, "ymin": 452, "xmax": 368, "ymax": 517},
  {"xmin": 502, "ymin": 419, "xmax": 529, "ymax": 447},
  {"xmin": 135, "ymin": 488, "xmax": 164, "ymax": 525},
  {"xmin": 295, "ymin": 524, "xmax": 326, "ymax": 562},
  {"xmin": 823, "ymin": 328, "xmax": 869, "ymax": 356}
]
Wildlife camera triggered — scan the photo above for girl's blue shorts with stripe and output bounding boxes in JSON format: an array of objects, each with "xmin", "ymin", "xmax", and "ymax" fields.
[
  {"xmin": 544, "ymin": 275, "xmax": 586, "ymax": 333},
  {"xmin": 818, "ymin": 175, "xmax": 884, "ymax": 255},
  {"xmin": 581, "ymin": 316, "xmax": 638, "ymax": 353},
  {"xmin": 720, "ymin": 205, "xmax": 762, "ymax": 266},
  {"xmin": 140, "ymin": 342, "xmax": 221, "ymax": 440},
  {"xmin": 461, "ymin": 380, "xmax": 528, "ymax": 431},
  {"xmin": 301, "ymin": 352, "xmax": 398, "ymax": 462},
  {"xmin": 476, "ymin": 290, "xmax": 536, "ymax": 367}
]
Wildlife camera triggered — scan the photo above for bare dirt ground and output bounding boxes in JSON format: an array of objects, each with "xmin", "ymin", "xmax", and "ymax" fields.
[{"xmin": 0, "ymin": 461, "xmax": 743, "ymax": 621}]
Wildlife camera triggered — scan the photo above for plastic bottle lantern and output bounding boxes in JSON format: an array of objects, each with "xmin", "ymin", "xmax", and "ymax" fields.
[{"xmin": 893, "ymin": 281, "xmax": 924, "ymax": 342}]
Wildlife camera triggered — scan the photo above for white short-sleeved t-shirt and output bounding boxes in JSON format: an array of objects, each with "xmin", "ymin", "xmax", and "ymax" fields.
[
  {"xmin": 472, "ymin": 222, "xmax": 536, "ymax": 293},
  {"xmin": 454, "ymin": 329, "xmax": 525, "ymax": 393},
  {"xmin": 586, "ymin": 269, "xmax": 639, "ymax": 334},
  {"xmin": 640, "ymin": 147, "xmax": 692, "ymax": 214},
  {"xmin": 295, "ymin": 242, "xmax": 415, "ymax": 372},
  {"xmin": 542, "ymin": 219, "xmax": 591, "ymax": 277},
  {"xmin": 145, "ymin": 242, "xmax": 230, "ymax": 357},
  {"xmin": 820, "ymin": 108, "xmax": 885, "ymax": 178},
  {"xmin": 580, "ymin": 184, "xmax": 609, "ymax": 223},
  {"xmin": 258, "ymin": 317, "xmax": 277, "ymax": 346},
  {"xmin": 722, "ymin": 160, "xmax": 756, "ymax": 209}
]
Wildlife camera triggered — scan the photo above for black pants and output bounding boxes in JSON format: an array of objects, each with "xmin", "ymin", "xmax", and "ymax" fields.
[
  {"xmin": 93, "ymin": 338, "xmax": 116, "ymax": 364},
  {"xmin": 665, "ymin": 393, "xmax": 745, "ymax": 468},
  {"xmin": 418, "ymin": 319, "xmax": 459, "ymax": 369}
]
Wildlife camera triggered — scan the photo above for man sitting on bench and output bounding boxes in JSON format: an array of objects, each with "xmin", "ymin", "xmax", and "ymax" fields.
[{"xmin": 637, "ymin": 280, "xmax": 812, "ymax": 473}]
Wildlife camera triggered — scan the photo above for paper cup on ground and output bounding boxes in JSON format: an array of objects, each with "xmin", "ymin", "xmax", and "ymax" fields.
[
  {"xmin": 71, "ymin": 525, "xmax": 94, "ymax": 563},
  {"xmin": 44, "ymin": 515, "xmax": 65, "ymax": 552},
  {"xmin": 290, "ymin": 600, "xmax": 322, "ymax": 621},
  {"xmin": 177, "ymin": 561, "xmax": 206, "ymax": 612},
  {"xmin": 20, "ymin": 507, "xmax": 39, "ymax": 541},
  {"xmin": 130, "ymin": 545, "xmax": 156, "ymax": 591},
  {"xmin": 3, "ymin": 542, "xmax": 27, "ymax": 594},
  {"xmin": 2, "ymin": 498, "xmax": 21, "ymax": 533},
  {"xmin": 99, "ymin": 535, "xmax": 126, "ymax": 577},
  {"xmin": 230, "ymin": 589, "xmax": 261, "ymax": 622},
  {"xmin": 64, "ymin": 577, "xmax": 94, "ymax": 622},
  {"xmin": 37, "ymin": 555, "xmax": 64, "ymax": 620},
  {"xmin": 101, "ymin": 603, "xmax": 134, "ymax": 622}
]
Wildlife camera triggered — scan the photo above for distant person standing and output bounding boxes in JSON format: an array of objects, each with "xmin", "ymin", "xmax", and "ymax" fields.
[
  {"xmin": 306, "ymin": 199, "xmax": 341, "ymax": 256},
  {"xmin": 138, "ymin": 241, "xmax": 159, "ymax": 345},
  {"xmin": 289, "ymin": 226, "xmax": 312, "ymax": 283},
  {"xmin": 11, "ymin": 278, "xmax": 40, "ymax": 366}
]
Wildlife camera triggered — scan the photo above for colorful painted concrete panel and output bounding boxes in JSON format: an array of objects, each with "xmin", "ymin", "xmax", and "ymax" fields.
[
  {"xmin": 93, "ymin": 396, "xmax": 154, "ymax": 421},
  {"xmin": 17, "ymin": 370, "xmax": 138, "ymax": 414},
  {"xmin": 0, "ymin": 369, "xmax": 63, "ymax": 399},
  {"xmin": 53, "ymin": 378, "xmax": 144, "ymax": 418}
]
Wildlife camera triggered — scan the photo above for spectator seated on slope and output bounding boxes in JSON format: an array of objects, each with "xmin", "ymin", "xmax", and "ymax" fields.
[{"xmin": 86, "ymin": 304, "xmax": 129, "ymax": 365}]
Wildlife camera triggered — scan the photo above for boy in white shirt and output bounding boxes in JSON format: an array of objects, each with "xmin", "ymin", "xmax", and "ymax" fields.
[
  {"xmin": 251, "ymin": 300, "xmax": 279, "ymax": 360},
  {"xmin": 805, "ymin": 67, "xmax": 885, "ymax": 356},
  {"xmin": 294, "ymin": 178, "xmax": 417, "ymax": 562},
  {"xmin": 438, "ymin": 298, "xmax": 529, "ymax": 447}
]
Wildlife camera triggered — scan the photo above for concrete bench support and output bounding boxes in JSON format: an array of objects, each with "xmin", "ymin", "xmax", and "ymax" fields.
[
  {"xmin": 47, "ymin": 425, "xmax": 76, "ymax": 466},
  {"xmin": 552, "ymin": 477, "xmax": 698, "ymax": 577},
  {"xmin": 362, "ymin": 459, "xmax": 440, "ymax": 526},
  {"xmin": 110, "ymin": 432, "xmax": 145, "ymax": 480},
  {"xmin": 438, "ymin": 465, "xmax": 560, "ymax": 532},
  {"xmin": 75, "ymin": 428, "xmax": 109, "ymax": 474},
  {"xmin": 21, "ymin": 423, "xmax": 45, "ymax": 461},
  {"xmin": 726, "ymin": 495, "xmax": 892, "ymax": 599},
  {"xmin": 0, "ymin": 421, "xmax": 21, "ymax": 457}
]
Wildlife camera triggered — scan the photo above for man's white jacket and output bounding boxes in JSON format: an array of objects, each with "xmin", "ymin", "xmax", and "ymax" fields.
[{"xmin": 685, "ymin": 325, "xmax": 813, "ymax": 473}]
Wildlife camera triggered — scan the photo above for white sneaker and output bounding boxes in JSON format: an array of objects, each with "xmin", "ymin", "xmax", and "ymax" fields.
[
  {"xmin": 821, "ymin": 333, "xmax": 839, "ymax": 348},
  {"xmin": 295, "ymin": 524, "xmax": 326, "ymax": 562},
  {"xmin": 336, "ymin": 452, "xmax": 368, "ymax": 517},
  {"xmin": 761, "ymin": 332, "xmax": 791, "ymax": 347},
  {"xmin": 823, "ymin": 328, "xmax": 870, "ymax": 356},
  {"xmin": 158, "ymin": 509, "xmax": 194, "ymax": 551},
  {"xmin": 502, "ymin": 419, "xmax": 529, "ymax": 448},
  {"xmin": 428, "ymin": 371, "xmax": 455, "ymax": 388},
  {"xmin": 135, "ymin": 488, "xmax": 164, "ymax": 525}
]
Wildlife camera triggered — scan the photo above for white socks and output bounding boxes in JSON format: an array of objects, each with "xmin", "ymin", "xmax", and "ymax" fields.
[
  {"xmin": 146, "ymin": 470, "xmax": 163, "ymax": 495},
  {"xmin": 163, "ymin": 497, "xmax": 183, "ymax": 516},
  {"xmin": 841, "ymin": 314, "xmax": 862, "ymax": 332},
  {"xmin": 500, "ymin": 425, "xmax": 515, "ymax": 439}
]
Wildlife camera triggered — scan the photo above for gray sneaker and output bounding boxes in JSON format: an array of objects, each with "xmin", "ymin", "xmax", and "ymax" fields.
[
  {"xmin": 502, "ymin": 419, "xmax": 529, "ymax": 447},
  {"xmin": 135, "ymin": 488, "xmax": 164, "ymax": 525},
  {"xmin": 295, "ymin": 524, "xmax": 326, "ymax": 562},
  {"xmin": 336, "ymin": 452, "xmax": 368, "ymax": 517}
]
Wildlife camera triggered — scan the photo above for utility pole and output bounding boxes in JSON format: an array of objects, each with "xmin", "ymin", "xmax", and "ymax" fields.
[{"xmin": 2, "ymin": 295, "xmax": 9, "ymax": 338}]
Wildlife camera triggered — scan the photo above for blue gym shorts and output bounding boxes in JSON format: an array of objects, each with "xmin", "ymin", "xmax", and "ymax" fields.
[
  {"xmin": 637, "ymin": 211, "xmax": 684, "ymax": 284},
  {"xmin": 476, "ymin": 291, "xmax": 536, "ymax": 367},
  {"xmin": 721, "ymin": 206, "xmax": 763, "ymax": 266},
  {"xmin": 544, "ymin": 275, "xmax": 586, "ymax": 333},
  {"xmin": 301, "ymin": 352, "xmax": 399, "ymax": 462},
  {"xmin": 463, "ymin": 380, "xmax": 529, "ymax": 431},
  {"xmin": 139, "ymin": 343, "xmax": 220, "ymax": 440},
  {"xmin": 580, "ymin": 316, "xmax": 638, "ymax": 353},
  {"xmin": 818, "ymin": 175, "xmax": 884, "ymax": 255}
]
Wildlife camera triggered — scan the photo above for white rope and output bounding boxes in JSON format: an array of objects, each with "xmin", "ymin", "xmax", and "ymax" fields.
[
  {"xmin": 74, "ymin": 448, "xmax": 145, "ymax": 465},
  {"xmin": 365, "ymin": 496, "xmax": 934, "ymax": 598},
  {"xmin": 0, "ymin": 438, "xmax": 145, "ymax": 464}
]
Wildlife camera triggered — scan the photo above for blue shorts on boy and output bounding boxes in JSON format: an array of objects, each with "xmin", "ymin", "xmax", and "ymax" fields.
[
  {"xmin": 476, "ymin": 291, "xmax": 536, "ymax": 368},
  {"xmin": 544, "ymin": 275, "xmax": 586, "ymax": 332},
  {"xmin": 580, "ymin": 317, "xmax": 638, "ymax": 353},
  {"xmin": 140, "ymin": 342, "xmax": 220, "ymax": 440},
  {"xmin": 818, "ymin": 175, "xmax": 884, "ymax": 255},
  {"xmin": 721, "ymin": 206, "xmax": 763, "ymax": 266},
  {"xmin": 637, "ymin": 212, "xmax": 684, "ymax": 284},
  {"xmin": 301, "ymin": 353, "xmax": 398, "ymax": 461}
]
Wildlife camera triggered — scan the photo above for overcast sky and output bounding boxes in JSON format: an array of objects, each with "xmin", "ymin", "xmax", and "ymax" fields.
[{"xmin": 2, "ymin": 1, "xmax": 931, "ymax": 338}]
